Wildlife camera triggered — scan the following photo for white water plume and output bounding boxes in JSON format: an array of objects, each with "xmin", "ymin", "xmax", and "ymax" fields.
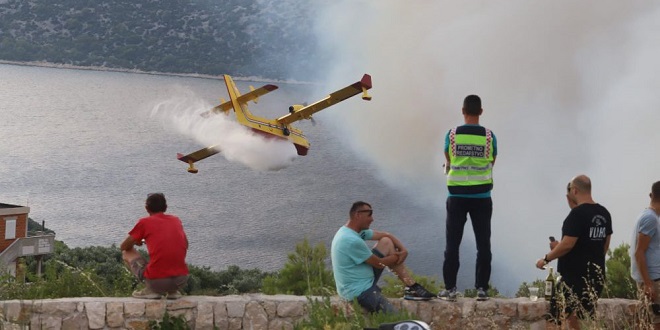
[{"xmin": 150, "ymin": 89, "xmax": 297, "ymax": 171}]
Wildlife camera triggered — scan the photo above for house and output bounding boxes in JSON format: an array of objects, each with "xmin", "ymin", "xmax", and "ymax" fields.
[{"xmin": 0, "ymin": 203, "xmax": 55, "ymax": 276}]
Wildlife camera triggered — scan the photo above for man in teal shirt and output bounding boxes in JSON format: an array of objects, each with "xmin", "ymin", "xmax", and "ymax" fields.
[{"xmin": 331, "ymin": 201, "xmax": 434, "ymax": 313}]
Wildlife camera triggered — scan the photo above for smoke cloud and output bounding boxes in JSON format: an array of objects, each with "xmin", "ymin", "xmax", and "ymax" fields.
[
  {"xmin": 150, "ymin": 89, "xmax": 297, "ymax": 171},
  {"xmin": 310, "ymin": 1, "xmax": 660, "ymax": 291}
]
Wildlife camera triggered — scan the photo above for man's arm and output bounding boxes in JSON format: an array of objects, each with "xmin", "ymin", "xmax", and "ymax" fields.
[
  {"xmin": 536, "ymin": 235, "xmax": 577, "ymax": 269},
  {"xmin": 371, "ymin": 230, "xmax": 408, "ymax": 264},
  {"xmin": 635, "ymin": 233, "xmax": 655, "ymax": 297},
  {"xmin": 604, "ymin": 234, "xmax": 611, "ymax": 254},
  {"xmin": 120, "ymin": 235, "xmax": 138, "ymax": 251},
  {"xmin": 364, "ymin": 254, "xmax": 399, "ymax": 269}
]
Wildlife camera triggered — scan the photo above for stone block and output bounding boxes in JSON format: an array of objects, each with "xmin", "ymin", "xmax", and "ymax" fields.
[
  {"xmin": 1, "ymin": 321, "xmax": 26, "ymax": 330},
  {"xmin": 432, "ymin": 302, "xmax": 462, "ymax": 329},
  {"xmin": 84, "ymin": 301, "xmax": 106, "ymax": 329},
  {"xmin": 214, "ymin": 302, "xmax": 229, "ymax": 330},
  {"xmin": 497, "ymin": 299, "xmax": 518, "ymax": 317},
  {"xmin": 269, "ymin": 317, "xmax": 294, "ymax": 330},
  {"xmin": 145, "ymin": 300, "xmax": 166, "ymax": 320},
  {"xmin": 227, "ymin": 300, "xmax": 247, "ymax": 318},
  {"xmin": 4, "ymin": 300, "xmax": 33, "ymax": 324},
  {"xmin": 37, "ymin": 301, "xmax": 77, "ymax": 316},
  {"xmin": 262, "ymin": 300, "xmax": 277, "ymax": 318},
  {"xmin": 228, "ymin": 317, "xmax": 242, "ymax": 330},
  {"xmin": 475, "ymin": 299, "xmax": 498, "ymax": 317},
  {"xmin": 276, "ymin": 301, "xmax": 304, "ymax": 318},
  {"xmin": 41, "ymin": 315, "xmax": 64, "ymax": 329},
  {"xmin": 195, "ymin": 302, "xmax": 215, "ymax": 330},
  {"xmin": 124, "ymin": 301, "xmax": 146, "ymax": 318},
  {"xmin": 243, "ymin": 301, "xmax": 268, "ymax": 330},
  {"xmin": 401, "ymin": 299, "xmax": 418, "ymax": 315},
  {"xmin": 126, "ymin": 319, "xmax": 150, "ymax": 330},
  {"xmin": 167, "ymin": 298, "xmax": 197, "ymax": 311},
  {"xmin": 416, "ymin": 301, "xmax": 434, "ymax": 324},
  {"xmin": 107, "ymin": 301, "xmax": 125, "ymax": 328},
  {"xmin": 61, "ymin": 313, "xmax": 88, "ymax": 330},
  {"xmin": 461, "ymin": 300, "xmax": 476, "ymax": 318},
  {"xmin": 517, "ymin": 301, "xmax": 546, "ymax": 321}
]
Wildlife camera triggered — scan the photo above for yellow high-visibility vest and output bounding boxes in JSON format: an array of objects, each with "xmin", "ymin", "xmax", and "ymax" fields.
[{"xmin": 447, "ymin": 126, "xmax": 494, "ymax": 194}]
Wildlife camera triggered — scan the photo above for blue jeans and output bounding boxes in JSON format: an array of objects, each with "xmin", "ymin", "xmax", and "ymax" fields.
[{"xmin": 356, "ymin": 248, "xmax": 395, "ymax": 313}]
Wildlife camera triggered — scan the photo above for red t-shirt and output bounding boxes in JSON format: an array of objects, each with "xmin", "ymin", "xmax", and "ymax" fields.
[{"xmin": 129, "ymin": 213, "xmax": 189, "ymax": 279}]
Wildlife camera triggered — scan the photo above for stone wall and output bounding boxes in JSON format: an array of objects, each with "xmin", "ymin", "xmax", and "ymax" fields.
[{"xmin": 0, "ymin": 295, "xmax": 645, "ymax": 330}]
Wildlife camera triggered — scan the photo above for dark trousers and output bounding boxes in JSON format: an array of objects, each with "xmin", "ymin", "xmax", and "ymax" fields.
[{"xmin": 442, "ymin": 196, "xmax": 492, "ymax": 290}]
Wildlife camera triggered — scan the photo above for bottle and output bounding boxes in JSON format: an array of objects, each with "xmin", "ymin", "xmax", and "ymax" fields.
[{"xmin": 544, "ymin": 266, "xmax": 555, "ymax": 300}]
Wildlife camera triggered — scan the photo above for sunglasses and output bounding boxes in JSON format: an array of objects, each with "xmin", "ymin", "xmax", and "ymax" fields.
[{"xmin": 357, "ymin": 209, "xmax": 373, "ymax": 216}]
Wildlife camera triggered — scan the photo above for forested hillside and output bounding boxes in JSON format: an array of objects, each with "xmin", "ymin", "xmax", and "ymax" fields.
[{"xmin": 0, "ymin": 0, "xmax": 326, "ymax": 80}]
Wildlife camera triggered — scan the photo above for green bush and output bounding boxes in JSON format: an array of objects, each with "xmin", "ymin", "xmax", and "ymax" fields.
[
  {"xmin": 604, "ymin": 243, "xmax": 636, "ymax": 299},
  {"xmin": 294, "ymin": 296, "xmax": 417, "ymax": 330},
  {"xmin": 149, "ymin": 311, "xmax": 190, "ymax": 330},
  {"xmin": 262, "ymin": 238, "xmax": 335, "ymax": 296},
  {"xmin": 186, "ymin": 265, "xmax": 272, "ymax": 295}
]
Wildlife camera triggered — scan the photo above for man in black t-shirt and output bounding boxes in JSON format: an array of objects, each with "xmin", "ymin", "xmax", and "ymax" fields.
[{"xmin": 535, "ymin": 175, "xmax": 613, "ymax": 329}]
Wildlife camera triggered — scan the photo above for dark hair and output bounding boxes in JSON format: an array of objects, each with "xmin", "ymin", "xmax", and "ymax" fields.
[
  {"xmin": 350, "ymin": 201, "xmax": 371, "ymax": 216},
  {"xmin": 146, "ymin": 193, "xmax": 167, "ymax": 213},
  {"xmin": 652, "ymin": 181, "xmax": 660, "ymax": 200},
  {"xmin": 463, "ymin": 95, "xmax": 482, "ymax": 115}
]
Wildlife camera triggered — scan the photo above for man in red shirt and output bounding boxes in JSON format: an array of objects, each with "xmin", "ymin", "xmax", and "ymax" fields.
[{"xmin": 120, "ymin": 193, "xmax": 189, "ymax": 299}]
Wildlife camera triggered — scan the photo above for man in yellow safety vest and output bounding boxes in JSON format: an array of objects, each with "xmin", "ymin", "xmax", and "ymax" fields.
[{"xmin": 438, "ymin": 94, "xmax": 497, "ymax": 302}]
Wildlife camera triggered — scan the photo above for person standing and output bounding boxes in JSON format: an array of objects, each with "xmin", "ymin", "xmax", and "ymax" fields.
[
  {"xmin": 535, "ymin": 175, "xmax": 613, "ymax": 329},
  {"xmin": 438, "ymin": 95, "xmax": 497, "ymax": 301},
  {"xmin": 331, "ymin": 201, "xmax": 435, "ymax": 313},
  {"xmin": 631, "ymin": 181, "xmax": 660, "ymax": 329},
  {"xmin": 120, "ymin": 193, "xmax": 189, "ymax": 299}
]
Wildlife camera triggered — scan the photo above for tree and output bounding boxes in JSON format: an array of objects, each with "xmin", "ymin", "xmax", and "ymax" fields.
[{"xmin": 604, "ymin": 243, "xmax": 636, "ymax": 299}]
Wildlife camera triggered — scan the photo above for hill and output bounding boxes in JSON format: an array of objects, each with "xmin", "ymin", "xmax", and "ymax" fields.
[{"xmin": 0, "ymin": 0, "xmax": 326, "ymax": 80}]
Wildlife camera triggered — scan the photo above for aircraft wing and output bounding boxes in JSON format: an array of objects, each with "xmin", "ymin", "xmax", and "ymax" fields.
[
  {"xmin": 206, "ymin": 84, "xmax": 279, "ymax": 115},
  {"xmin": 177, "ymin": 146, "xmax": 221, "ymax": 164},
  {"xmin": 276, "ymin": 74, "xmax": 372, "ymax": 126}
]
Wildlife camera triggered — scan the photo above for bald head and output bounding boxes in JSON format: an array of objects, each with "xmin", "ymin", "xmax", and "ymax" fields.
[{"xmin": 570, "ymin": 175, "xmax": 592, "ymax": 194}]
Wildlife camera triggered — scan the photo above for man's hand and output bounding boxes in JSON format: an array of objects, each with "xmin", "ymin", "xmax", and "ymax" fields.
[
  {"xmin": 644, "ymin": 280, "xmax": 657, "ymax": 300},
  {"xmin": 550, "ymin": 240, "xmax": 558, "ymax": 250},
  {"xmin": 395, "ymin": 250, "xmax": 408, "ymax": 265},
  {"xmin": 535, "ymin": 259, "xmax": 547, "ymax": 270}
]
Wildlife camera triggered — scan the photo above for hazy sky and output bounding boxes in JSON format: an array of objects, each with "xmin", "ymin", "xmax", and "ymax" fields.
[{"xmin": 306, "ymin": 1, "xmax": 660, "ymax": 287}]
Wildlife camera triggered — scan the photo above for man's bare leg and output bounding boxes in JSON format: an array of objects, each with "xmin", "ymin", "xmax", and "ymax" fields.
[{"xmin": 373, "ymin": 237, "xmax": 415, "ymax": 287}]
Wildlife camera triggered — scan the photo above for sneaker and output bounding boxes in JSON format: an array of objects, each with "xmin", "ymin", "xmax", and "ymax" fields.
[
  {"xmin": 404, "ymin": 283, "xmax": 435, "ymax": 301},
  {"xmin": 165, "ymin": 291, "xmax": 182, "ymax": 300},
  {"xmin": 476, "ymin": 287, "xmax": 489, "ymax": 301},
  {"xmin": 132, "ymin": 287, "xmax": 161, "ymax": 299},
  {"xmin": 437, "ymin": 287, "xmax": 458, "ymax": 301}
]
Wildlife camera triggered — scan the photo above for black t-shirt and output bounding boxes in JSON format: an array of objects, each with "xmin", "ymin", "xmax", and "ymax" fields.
[{"xmin": 557, "ymin": 203, "xmax": 613, "ymax": 284}]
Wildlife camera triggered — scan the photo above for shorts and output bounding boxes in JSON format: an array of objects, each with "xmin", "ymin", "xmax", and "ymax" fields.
[
  {"xmin": 548, "ymin": 277, "xmax": 603, "ymax": 322},
  {"xmin": 637, "ymin": 281, "xmax": 660, "ymax": 324},
  {"xmin": 356, "ymin": 248, "xmax": 394, "ymax": 313},
  {"xmin": 129, "ymin": 256, "xmax": 189, "ymax": 294}
]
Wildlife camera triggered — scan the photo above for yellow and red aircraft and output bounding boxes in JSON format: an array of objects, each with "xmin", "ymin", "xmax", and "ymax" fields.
[{"xmin": 177, "ymin": 73, "xmax": 373, "ymax": 173}]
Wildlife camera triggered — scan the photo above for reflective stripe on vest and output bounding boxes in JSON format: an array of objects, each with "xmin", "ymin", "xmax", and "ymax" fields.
[{"xmin": 447, "ymin": 126, "xmax": 494, "ymax": 194}]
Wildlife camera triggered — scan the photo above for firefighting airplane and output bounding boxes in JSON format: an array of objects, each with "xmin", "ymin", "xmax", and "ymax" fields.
[{"xmin": 176, "ymin": 73, "xmax": 373, "ymax": 173}]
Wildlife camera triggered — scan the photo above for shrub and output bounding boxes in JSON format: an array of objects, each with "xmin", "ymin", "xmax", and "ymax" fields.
[
  {"xmin": 293, "ymin": 296, "xmax": 417, "ymax": 330},
  {"xmin": 262, "ymin": 238, "xmax": 335, "ymax": 296}
]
